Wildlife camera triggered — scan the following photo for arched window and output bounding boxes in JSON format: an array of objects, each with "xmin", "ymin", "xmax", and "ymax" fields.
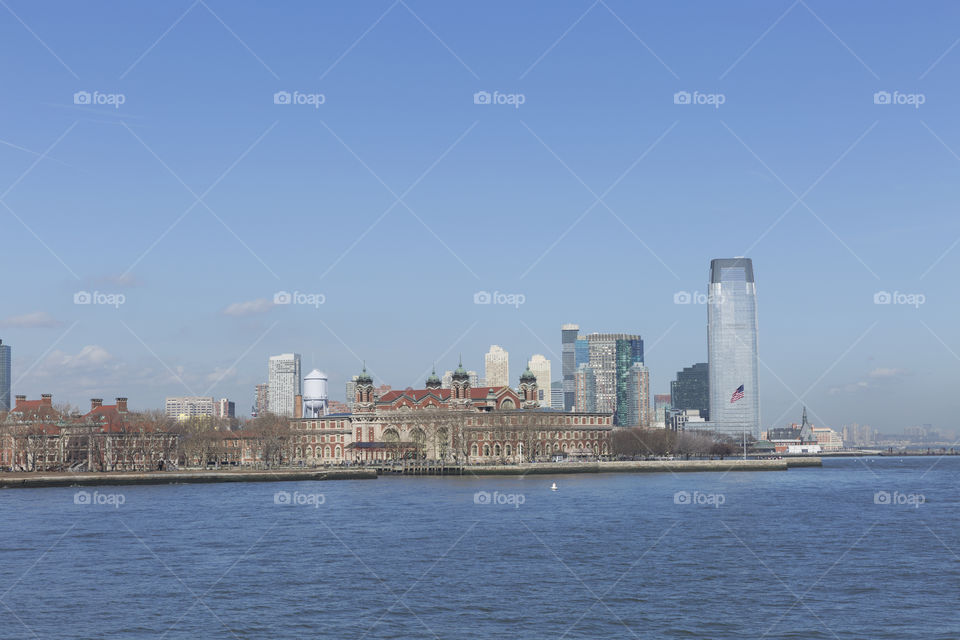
[
  {"xmin": 471, "ymin": 444, "xmax": 478, "ymax": 456},
  {"xmin": 324, "ymin": 445, "xmax": 332, "ymax": 458},
  {"xmin": 601, "ymin": 443, "xmax": 608, "ymax": 454},
  {"xmin": 306, "ymin": 446, "xmax": 313, "ymax": 458},
  {"xmin": 295, "ymin": 446, "xmax": 302, "ymax": 457},
  {"xmin": 505, "ymin": 444, "xmax": 512, "ymax": 456},
  {"xmin": 494, "ymin": 444, "xmax": 501, "ymax": 456},
  {"xmin": 482, "ymin": 444, "xmax": 490, "ymax": 456},
  {"xmin": 500, "ymin": 398, "xmax": 515, "ymax": 410},
  {"xmin": 335, "ymin": 446, "xmax": 342, "ymax": 458}
]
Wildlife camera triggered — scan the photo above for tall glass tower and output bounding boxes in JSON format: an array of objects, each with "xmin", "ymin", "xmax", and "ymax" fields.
[
  {"xmin": 707, "ymin": 258, "xmax": 760, "ymax": 439},
  {"xmin": 561, "ymin": 324, "xmax": 579, "ymax": 411}
]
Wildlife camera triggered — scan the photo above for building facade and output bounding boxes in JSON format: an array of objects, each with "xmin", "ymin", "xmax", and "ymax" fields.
[
  {"xmin": 214, "ymin": 398, "xmax": 235, "ymax": 419},
  {"xmin": 484, "ymin": 345, "xmax": 509, "ymax": 388},
  {"xmin": 254, "ymin": 383, "xmax": 269, "ymax": 417},
  {"xmin": 575, "ymin": 363, "xmax": 597, "ymax": 413},
  {"xmin": 289, "ymin": 364, "xmax": 613, "ymax": 466},
  {"xmin": 561, "ymin": 324, "xmax": 580, "ymax": 411},
  {"xmin": 586, "ymin": 333, "xmax": 644, "ymax": 425},
  {"xmin": 165, "ymin": 396, "xmax": 215, "ymax": 420},
  {"xmin": 624, "ymin": 363, "xmax": 651, "ymax": 428},
  {"xmin": 527, "ymin": 354, "xmax": 552, "ymax": 408},
  {"xmin": 706, "ymin": 258, "xmax": 760, "ymax": 439},
  {"xmin": 268, "ymin": 353, "xmax": 302, "ymax": 417},
  {"xmin": 671, "ymin": 363, "xmax": 709, "ymax": 419}
]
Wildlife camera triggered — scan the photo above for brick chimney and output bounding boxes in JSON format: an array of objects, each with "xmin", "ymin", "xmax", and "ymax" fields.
[
  {"xmin": 294, "ymin": 394, "xmax": 303, "ymax": 419},
  {"xmin": 116, "ymin": 397, "xmax": 128, "ymax": 413},
  {"xmin": 40, "ymin": 394, "xmax": 52, "ymax": 406},
  {"xmin": 14, "ymin": 395, "xmax": 26, "ymax": 406},
  {"xmin": 91, "ymin": 398, "xmax": 103, "ymax": 411}
]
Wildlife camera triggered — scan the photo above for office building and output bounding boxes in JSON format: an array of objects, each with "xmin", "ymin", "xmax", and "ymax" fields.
[
  {"xmin": 484, "ymin": 345, "xmax": 509, "ymax": 388},
  {"xmin": 527, "ymin": 355, "xmax": 552, "ymax": 408},
  {"xmin": 653, "ymin": 394, "xmax": 672, "ymax": 429},
  {"xmin": 550, "ymin": 381, "xmax": 563, "ymax": 410},
  {"xmin": 268, "ymin": 353, "xmax": 302, "ymax": 417},
  {"xmin": 214, "ymin": 398, "xmax": 235, "ymax": 419},
  {"xmin": 166, "ymin": 396, "xmax": 215, "ymax": 420},
  {"xmin": 706, "ymin": 258, "xmax": 760, "ymax": 438},
  {"xmin": 586, "ymin": 333, "xmax": 644, "ymax": 425},
  {"xmin": 254, "ymin": 383, "xmax": 269, "ymax": 417},
  {"xmin": 671, "ymin": 363, "xmax": 709, "ymax": 419},
  {"xmin": 624, "ymin": 363, "xmax": 651, "ymax": 428},
  {"xmin": 575, "ymin": 363, "xmax": 597, "ymax": 413},
  {"xmin": 561, "ymin": 324, "xmax": 579, "ymax": 411}
]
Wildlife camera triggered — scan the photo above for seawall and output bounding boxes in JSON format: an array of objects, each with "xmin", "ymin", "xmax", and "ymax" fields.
[
  {"xmin": 459, "ymin": 458, "xmax": 820, "ymax": 475},
  {"xmin": 0, "ymin": 468, "xmax": 377, "ymax": 489}
]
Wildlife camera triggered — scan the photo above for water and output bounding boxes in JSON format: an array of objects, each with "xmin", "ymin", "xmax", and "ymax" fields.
[{"xmin": 0, "ymin": 457, "xmax": 958, "ymax": 639}]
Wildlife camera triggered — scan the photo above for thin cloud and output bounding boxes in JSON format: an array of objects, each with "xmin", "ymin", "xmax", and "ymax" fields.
[
  {"xmin": 868, "ymin": 367, "xmax": 910, "ymax": 379},
  {"xmin": 223, "ymin": 298, "xmax": 273, "ymax": 317},
  {"xmin": 1, "ymin": 311, "xmax": 62, "ymax": 328}
]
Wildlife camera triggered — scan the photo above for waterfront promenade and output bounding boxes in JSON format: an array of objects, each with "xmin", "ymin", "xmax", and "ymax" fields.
[{"xmin": 0, "ymin": 458, "xmax": 821, "ymax": 488}]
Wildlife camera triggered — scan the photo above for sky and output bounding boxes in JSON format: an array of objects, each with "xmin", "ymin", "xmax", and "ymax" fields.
[{"xmin": 1, "ymin": 1, "xmax": 959, "ymax": 434}]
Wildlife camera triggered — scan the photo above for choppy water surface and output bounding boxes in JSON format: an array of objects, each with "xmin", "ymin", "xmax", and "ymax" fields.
[{"xmin": 1, "ymin": 457, "xmax": 959, "ymax": 639}]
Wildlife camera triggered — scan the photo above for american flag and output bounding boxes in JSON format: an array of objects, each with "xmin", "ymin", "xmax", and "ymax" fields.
[{"xmin": 730, "ymin": 385, "xmax": 745, "ymax": 403}]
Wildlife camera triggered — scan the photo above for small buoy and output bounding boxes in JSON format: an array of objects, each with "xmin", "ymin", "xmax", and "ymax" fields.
[{"xmin": 550, "ymin": 482, "xmax": 558, "ymax": 491}]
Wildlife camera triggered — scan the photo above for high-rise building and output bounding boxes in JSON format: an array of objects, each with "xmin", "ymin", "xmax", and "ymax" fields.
[
  {"xmin": 254, "ymin": 383, "xmax": 269, "ymax": 417},
  {"xmin": 442, "ymin": 369, "xmax": 479, "ymax": 389},
  {"xmin": 653, "ymin": 394, "xmax": 672, "ymax": 429},
  {"xmin": 671, "ymin": 363, "xmax": 709, "ymax": 419},
  {"xmin": 575, "ymin": 337, "xmax": 590, "ymax": 368},
  {"xmin": 706, "ymin": 258, "xmax": 760, "ymax": 438},
  {"xmin": 527, "ymin": 354, "xmax": 551, "ymax": 407},
  {"xmin": 468, "ymin": 371, "xmax": 480, "ymax": 388},
  {"xmin": 575, "ymin": 363, "xmax": 597, "ymax": 413},
  {"xmin": 586, "ymin": 333, "xmax": 644, "ymax": 425},
  {"xmin": 268, "ymin": 353, "xmax": 302, "ymax": 417},
  {"xmin": 550, "ymin": 381, "xmax": 563, "ymax": 410},
  {"xmin": 484, "ymin": 345, "xmax": 509, "ymax": 387},
  {"xmin": 166, "ymin": 396, "xmax": 215, "ymax": 420},
  {"xmin": 624, "ymin": 363, "xmax": 651, "ymax": 428},
  {"xmin": 214, "ymin": 398, "xmax": 235, "ymax": 419},
  {"xmin": 0, "ymin": 339, "xmax": 10, "ymax": 412},
  {"xmin": 345, "ymin": 376, "xmax": 358, "ymax": 411},
  {"xmin": 561, "ymin": 324, "xmax": 579, "ymax": 411}
]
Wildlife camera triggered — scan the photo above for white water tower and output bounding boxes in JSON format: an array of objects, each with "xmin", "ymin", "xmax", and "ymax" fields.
[{"xmin": 303, "ymin": 369, "xmax": 329, "ymax": 417}]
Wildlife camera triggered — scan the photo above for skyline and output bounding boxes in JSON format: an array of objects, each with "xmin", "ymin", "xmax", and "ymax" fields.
[{"xmin": 2, "ymin": 2, "xmax": 959, "ymax": 433}]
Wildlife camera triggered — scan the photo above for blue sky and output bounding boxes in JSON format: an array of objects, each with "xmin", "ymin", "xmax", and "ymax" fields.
[{"xmin": 1, "ymin": 1, "xmax": 958, "ymax": 433}]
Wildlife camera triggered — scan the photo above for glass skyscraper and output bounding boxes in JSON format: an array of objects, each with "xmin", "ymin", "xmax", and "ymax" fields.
[
  {"xmin": 706, "ymin": 258, "xmax": 760, "ymax": 438},
  {"xmin": 671, "ymin": 363, "xmax": 709, "ymax": 419},
  {"xmin": 0, "ymin": 339, "xmax": 10, "ymax": 412},
  {"xmin": 561, "ymin": 324, "xmax": 579, "ymax": 411}
]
